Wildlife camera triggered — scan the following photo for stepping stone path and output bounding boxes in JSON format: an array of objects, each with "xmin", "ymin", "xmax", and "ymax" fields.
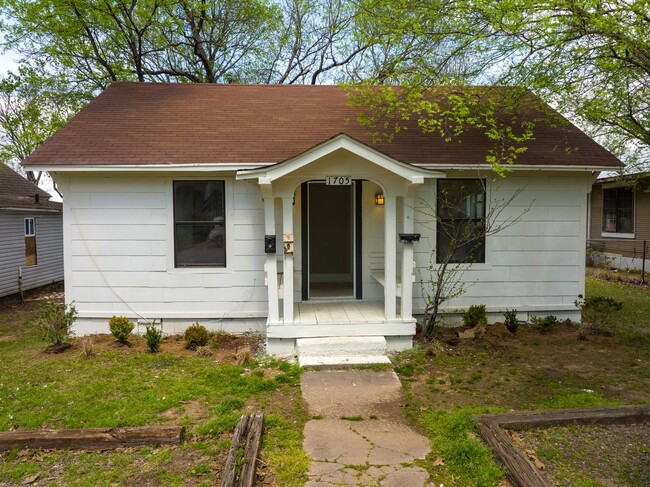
[{"xmin": 301, "ymin": 369, "xmax": 431, "ymax": 486}]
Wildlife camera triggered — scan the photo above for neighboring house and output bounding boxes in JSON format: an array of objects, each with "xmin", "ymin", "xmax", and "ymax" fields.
[
  {"xmin": 22, "ymin": 82, "xmax": 623, "ymax": 354},
  {"xmin": 0, "ymin": 165, "xmax": 63, "ymax": 298},
  {"xmin": 589, "ymin": 173, "xmax": 650, "ymax": 270}
]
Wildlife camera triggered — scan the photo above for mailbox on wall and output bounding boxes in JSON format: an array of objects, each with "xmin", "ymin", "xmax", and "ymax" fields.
[
  {"xmin": 399, "ymin": 233, "xmax": 421, "ymax": 243},
  {"xmin": 264, "ymin": 235, "xmax": 276, "ymax": 254}
]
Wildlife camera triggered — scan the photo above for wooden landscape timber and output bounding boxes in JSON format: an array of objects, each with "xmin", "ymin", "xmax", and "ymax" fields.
[
  {"xmin": 477, "ymin": 405, "xmax": 650, "ymax": 487},
  {"xmin": 221, "ymin": 413, "xmax": 265, "ymax": 487},
  {"xmin": 0, "ymin": 425, "xmax": 185, "ymax": 451}
]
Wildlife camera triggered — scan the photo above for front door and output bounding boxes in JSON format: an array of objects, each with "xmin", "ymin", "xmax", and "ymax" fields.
[{"xmin": 301, "ymin": 181, "xmax": 362, "ymax": 300}]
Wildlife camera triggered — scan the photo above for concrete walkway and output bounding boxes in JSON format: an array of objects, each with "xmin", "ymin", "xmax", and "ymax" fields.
[{"xmin": 301, "ymin": 369, "xmax": 431, "ymax": 486}]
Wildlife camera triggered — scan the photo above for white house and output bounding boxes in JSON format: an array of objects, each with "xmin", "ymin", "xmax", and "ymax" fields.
[
  {"xmin": 23, "ymin": 82, "xmax": 623, "ymax": 356},
  {"xmin": 0, "ymin": 165, "xmax": 63, "ymax": 298}
]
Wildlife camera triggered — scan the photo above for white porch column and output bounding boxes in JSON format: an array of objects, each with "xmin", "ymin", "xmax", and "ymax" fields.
[
  {"xmin": 282, "ymin": 196, "xmax": 294, "ymax": 323},
  {"xmin": 401, "ymin": 195, "xmax": 415, "ymax": 320},
  {"xmin": 384, "ymin": 195, "xmax": 397, "ymax": 320},
  {"xmin": 263, "ymin": 195, "xmax": 279, "ymax": 323}
]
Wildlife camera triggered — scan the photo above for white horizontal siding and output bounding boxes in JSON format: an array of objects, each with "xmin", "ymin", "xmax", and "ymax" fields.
[
  {"xmin": 411, "ymin": 172, "xmax": 591, "ymax": 313},
  {"xmin": 0, "ymin": 213, "xmax": 64, "ymax": 297},
  {"xmin": 63, "ymin": 169, "xmax": 592, "ymax": 327},
  {"xmin": 64, "ymin": 174, "xmax": 267, "ymax": 324}
]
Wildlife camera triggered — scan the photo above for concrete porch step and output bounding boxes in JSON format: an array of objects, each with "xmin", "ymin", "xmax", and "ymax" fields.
[
  {"xmin": 296, "ymin": 336, "xmax": 391, "ymax": 367},
  {"xmin": 299, "ymin": 355, "xmax": 392, "ymax": 367}
]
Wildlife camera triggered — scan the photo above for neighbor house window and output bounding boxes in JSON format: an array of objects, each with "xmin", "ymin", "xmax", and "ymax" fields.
[
  {"xmin": 173, "ymin": 181, "xmax": 226, "ymax": 267},
  {"xmin": 24, "ymin": 217, "xmax": 37, "ymax": 266},
  {"xmin": 602, "ymin": 187, "xmax": 634, "ymax": 235},
  {"xmin": 436, "ymin": 179, "xmax": 486, "ymax": 264}
]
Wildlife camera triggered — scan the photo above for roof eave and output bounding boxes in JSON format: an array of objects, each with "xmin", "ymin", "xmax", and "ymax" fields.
[
  {"xmin": 415, "ymin": 163, "xmax": 621, "ymax": 172},
  {"xmin": 25, "ymin": 162, "xmax": 274, "ymax": 172}
]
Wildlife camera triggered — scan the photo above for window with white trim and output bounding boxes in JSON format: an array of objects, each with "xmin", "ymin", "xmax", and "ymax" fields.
[
  {"xmin": 25, "ymin": 217, "xmax": 35, "ymax": 236},
  {"xmin": 173, "ymin": 181, "xmax": 226, "ymax": 267},
  {"xmin": 436, "ymin": 179, "xmax": 486, "ymax": 264},
  {"xmin": 602, "ymin": 187, "xmax": 634, "ymax": 235}
]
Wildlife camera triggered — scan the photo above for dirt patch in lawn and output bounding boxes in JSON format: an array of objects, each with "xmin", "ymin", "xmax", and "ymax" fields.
[
  {"xmin": 67, "ymin": 332, "xmax": 261, "ymax": 365},
  {"xmin": 398, "ymin": 321, "xmax": 650, "ymax": 412},
  {"xmin": 513, "ymin": 422, "xmax": 650, "ymax": 486}
]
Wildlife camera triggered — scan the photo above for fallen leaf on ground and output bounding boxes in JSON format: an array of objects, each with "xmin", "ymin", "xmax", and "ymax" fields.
[
  {"xmin": 21, "ymin": 473, "xmax": 40, "ymax": 485},
  {"xmin": 432, "ymin": 457, "xmax": 445, "ymax": 466}
]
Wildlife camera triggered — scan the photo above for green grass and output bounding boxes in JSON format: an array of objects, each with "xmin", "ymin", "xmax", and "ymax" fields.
[
  {"xmin": 392, "ymin": 276, "xmax": 650, "ymax": 487},
  {"xmin": 0, "ymin": 310, "xmax": 309, "ymax": 486},
  {"xmin": 585, "ymin": 277, "xmax": 650, "ymax": 340},
  {"xmin": 340, "ymin": 415, "xmax": 364, "ymax": 421},
  {"xmin": 418, "ymin": 407, "xmax": 505, "ymax": 486}
]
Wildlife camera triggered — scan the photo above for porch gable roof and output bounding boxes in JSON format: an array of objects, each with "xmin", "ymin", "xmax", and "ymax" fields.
[{"xmin": 236, "ymin": 133, "xmax": 446, "ymax": 184}]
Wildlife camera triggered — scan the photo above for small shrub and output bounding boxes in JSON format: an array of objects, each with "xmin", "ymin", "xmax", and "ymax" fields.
[
  {"xmin": 144, "ymin": 325, "xmax": 163, "ymax": 352},
  {"xmin": 463, "ymin": 305, "xmax": 488, "ymax": 328},
  {"xmin": 503, "ymin": 309, "xmax": 519, "ymax": 335},
  {"xmin": 184, "ymin": 323, "xmax": 209, "ymax": 350},
  {"xmin": 574, "ymin": 294, "xmax": 623, "ymax": 332},
  {"xmin": 81, "ymin": 337, "xmax": 96, "ymax": 357},
  {"xmin": 424, "ymin": 339, "xmax": 446, "ymax": 357},
  {"xmin": 235, "ymin": 345, "xmax": 253, "ymax": 365},
  {"xmin": 195, "ymin": 345, "xmax": 213, "ymax": 357},
  {"xmin": 109, "ymin": 316, "xmax": 134, "ymax": 344},
  {"xmin": 531, "ymin": 314, "xmax": 558, "ymax": 332},
  {"xmin": 35, "ymin": 301, "xmax": 77, "ymax": 346}
]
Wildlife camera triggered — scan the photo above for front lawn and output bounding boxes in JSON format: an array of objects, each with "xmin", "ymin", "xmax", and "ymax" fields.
[
  {"xmin": 0, "ymin": 294, "xmax": 309, "ymax": 486},
  {"xmin": 394, "ymin": 274, "xmax": 650, "ymax": 487}
]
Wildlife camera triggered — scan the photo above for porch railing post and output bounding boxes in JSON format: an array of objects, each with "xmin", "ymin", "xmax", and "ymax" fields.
[
  {"xmin": 263, "ymin": 195, "xmax": 279, "ymax": 323},
  {"xmin": 401, "ymin": 196, "xmax": 415, "ymax": 320},
  {"xmin": 384, "ymin": 195, "xmax": 397, "ymax": 320},
  {"xmin": 282, "ymin": 196, "xmax": 294, "ymax": 322}
]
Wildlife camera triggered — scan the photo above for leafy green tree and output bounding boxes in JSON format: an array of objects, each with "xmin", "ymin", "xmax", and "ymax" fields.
[
  {"xmin": 0, "ymin": 0, "xmax": 374, "ymax": 87},
  {"xmin": 353, "ymin": 0, "xmax": 649, "ymax": 168},
  {"xmin": 0, "ymin": 68, "xmax": 86, "ymax": 188}
]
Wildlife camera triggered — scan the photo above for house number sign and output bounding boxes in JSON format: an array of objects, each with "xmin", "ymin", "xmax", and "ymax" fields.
[{"xmin": 326, "ymin": 176, "xmax": 352, "ymax": 185}]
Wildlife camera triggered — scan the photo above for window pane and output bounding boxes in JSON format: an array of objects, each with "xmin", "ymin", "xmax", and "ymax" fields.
[
  {"xmin": 437, "ymin": 219, "xmax": 485, "ymax": 263},
  {"xmin": 174, "ymin": 181, "xmax": 224, "ymax": 223},
  {"xmin": 24, "ymin": 218, "xmax": 35, "ymax": 236},
  {"xmin": 618, "ymin": 209, "xmax": 633, "ymax": 233},
  {"xmin": 173, "ymin": 181, "xmax": 226, "ymax": 267},
  {"xmin": 603, "ymin": 209, "xmax": 617, "ymax": 232},
  {"xmin": 617, "ymin": 187, "xmax": 634, "ymax": 210},
  {"xmin": 437, "ymin": 180, "xmax": 485, "ymax": 220},
  {"xmin": 175, "ymin": 224, "xmax": 225, "ymax": 266}
]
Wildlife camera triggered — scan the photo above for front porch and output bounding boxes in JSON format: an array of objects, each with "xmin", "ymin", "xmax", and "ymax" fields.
[{"xmin": 237, "ymin": 134, "xmax": 444, "ymax": 355}]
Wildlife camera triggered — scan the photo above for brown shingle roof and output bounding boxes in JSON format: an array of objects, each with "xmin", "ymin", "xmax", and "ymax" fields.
[
  {"xmin": 0, "ymin": 165, "xmax": 61, "ymax": 211},
  {"xmin": 23, "ymin": 82, "xmax": 623, "ymax": 169}
]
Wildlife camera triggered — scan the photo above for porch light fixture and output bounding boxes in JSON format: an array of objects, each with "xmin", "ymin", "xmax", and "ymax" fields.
[{"xmin": 375, "ymin": 193, "xmax": 385, "ymax": 206}]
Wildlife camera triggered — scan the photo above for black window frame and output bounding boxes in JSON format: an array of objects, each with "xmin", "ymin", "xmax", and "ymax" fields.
[
  {"xmin": 436, "ymin": 179, "xmax": 486, "ymax": 264},
  {"xmin": 602, "ymin": 186, "xmax": 634, "ymax": 235},
  {"xmin": 173, "ymin": 180, "xmax": 226, "ymax": 268}
]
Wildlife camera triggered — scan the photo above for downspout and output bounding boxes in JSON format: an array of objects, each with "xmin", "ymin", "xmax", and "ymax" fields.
[{"xmin": 18, "ymin": 266, "xmax": 24, "ymax": 302}]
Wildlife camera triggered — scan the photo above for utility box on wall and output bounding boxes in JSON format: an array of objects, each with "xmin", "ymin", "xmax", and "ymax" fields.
[{"xmin": 283, "ymin": 234, "xmax": 294, "ymax": 254}]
